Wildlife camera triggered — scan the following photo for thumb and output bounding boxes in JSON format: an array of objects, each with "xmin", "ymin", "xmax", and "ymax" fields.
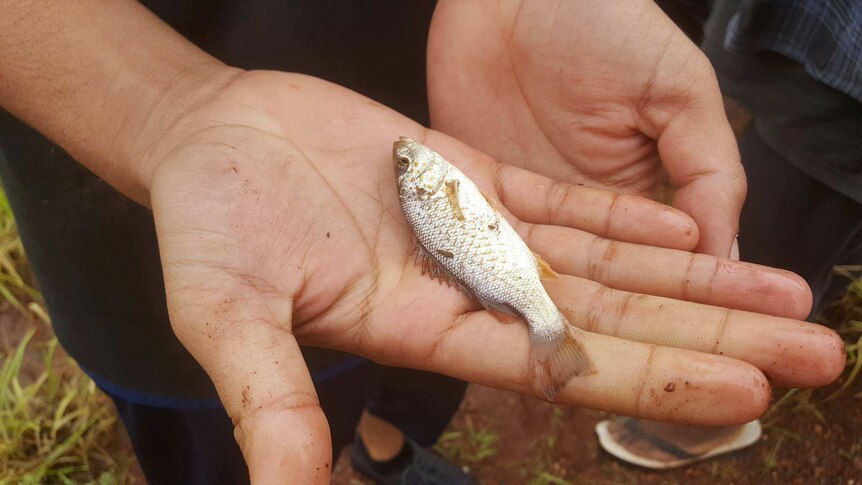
[
  {"xmin": 163, "ymin": 265, "xmax": 331, "ymax": 484},
  {"xmin": 654, "ymin": 73, "xmax": 747, "ymax": 258}
]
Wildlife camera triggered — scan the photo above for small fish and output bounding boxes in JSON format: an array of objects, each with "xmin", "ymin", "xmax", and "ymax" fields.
[{"xmin": 394, "ymin": 137, "xmax": 595, "ymax": 401}]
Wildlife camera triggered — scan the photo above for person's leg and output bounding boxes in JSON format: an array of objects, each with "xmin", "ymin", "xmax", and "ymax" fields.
[
  {"xmin": 106, "ymin": 395, "xmax": 248, "ymax": 485},
  {"xmin": 312, "ymin": 356, "xmax": 381, "ymax": 458},
  {"xmin": 368, "ymin": 366, "xmax": 468, "ymax": 448},
  {"xmin": 736, "ymin": 126, "xmax": 862, "ymax": 311},
  {"xmin": 357, "ymin": 411, "xmax": 406, "ymax": 461},
  {"xmin": 98, "ymin": 355, "xmax": 386, "ymax": 483},
  {"xmin": 289, "ymin": 355, "xmax": 474, "ymax": 484},
  {"xmin": 351, "ymin": 366, "xmax": 473, "ymax": 484}
]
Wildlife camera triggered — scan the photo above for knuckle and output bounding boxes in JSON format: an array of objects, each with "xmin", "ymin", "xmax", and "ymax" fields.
[{"xmin": 586, "ymin": 236, "xmax": 611, "ymax": 281}]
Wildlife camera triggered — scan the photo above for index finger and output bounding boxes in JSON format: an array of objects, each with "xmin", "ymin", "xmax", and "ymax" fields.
[{"xmin": 494, "ymin": 162, "xmax": 701, "ymax": 250}]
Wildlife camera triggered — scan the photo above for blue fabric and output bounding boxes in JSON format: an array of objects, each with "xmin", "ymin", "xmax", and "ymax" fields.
[
  {"xmin": 99, "ymin": 360, "xmax": 466, "ymax": 483},
  {"xmin": 83, "ymin": 367, "xmax": 223, "ymax": 410},
  {"xmin": 725, "ymin": 0, "xmax": 862, "ymax": 101},
  {"xmin": 82, "ymin": 355, "xmax": 369, "ymax": 410},
  {"xmin": 109, "ymin": 395, "xmax": 248, "ymax": 485}
]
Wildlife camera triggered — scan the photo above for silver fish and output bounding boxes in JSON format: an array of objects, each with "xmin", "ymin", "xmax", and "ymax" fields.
[{"xmin": 394, "ymin": 137, "xmax": 594, "ymax": 401}]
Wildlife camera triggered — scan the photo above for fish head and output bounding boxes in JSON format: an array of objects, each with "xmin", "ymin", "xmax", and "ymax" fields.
[{"xmin": 394, "ymin": 137, "xmax": 448, "ymax": 199}]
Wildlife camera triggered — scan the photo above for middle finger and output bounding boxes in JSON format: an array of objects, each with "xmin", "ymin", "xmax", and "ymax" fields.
[{"xmin": 521, "ymin": 222, "xmax": 813, "ymax": 319}]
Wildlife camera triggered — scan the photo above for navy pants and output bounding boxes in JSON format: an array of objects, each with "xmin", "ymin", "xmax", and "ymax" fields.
[
  {"xmin": 736, "ymin": 126, "xmax": 862, "ymax": 311},
  {"xmin": 101, "ymin": 360, "xmax": 467, "ymax": 485}
]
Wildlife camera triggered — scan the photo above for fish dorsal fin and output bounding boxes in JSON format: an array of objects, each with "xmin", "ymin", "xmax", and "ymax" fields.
[
  {"xmin": 445, "ymin": 179, "xmax": 465, "ymax": 221},
  {"xmin": 414, "ymin": 242, "xmax": 472, "ymax": 296},
  {"xmin": 533, "ymin": 251, "xmax": 559, "ymax": 280}
]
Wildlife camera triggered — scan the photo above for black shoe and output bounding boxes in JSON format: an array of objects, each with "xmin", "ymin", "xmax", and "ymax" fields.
[{"xmin": 350, "ymin": 433, "xmax": 476, "ymax": 485}]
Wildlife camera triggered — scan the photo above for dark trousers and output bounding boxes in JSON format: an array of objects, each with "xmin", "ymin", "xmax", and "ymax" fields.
[
  {"xmin": 737, "ymin": 126, "xmax": 862, "ymax": 312},
  {"xmin": 704, "ymin": 0, "xmax": 862, "ymax": 313},
  {"xmin": 103, "ymin": 362, "xmax": 467, "ymax": 485}
]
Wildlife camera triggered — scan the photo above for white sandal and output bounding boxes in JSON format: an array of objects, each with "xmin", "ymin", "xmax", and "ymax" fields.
[{"xmin": 595, "ymin": 418, "xmax": 762, "ymax": 469}]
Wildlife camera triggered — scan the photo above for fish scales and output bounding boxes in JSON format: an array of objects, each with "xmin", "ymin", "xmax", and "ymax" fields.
[
  {"xmin": 393, "ymin": 137, "xmax": 595, "ymax": 400},
  {"xmin": 401, "ymin": 168, "xmax": 556, "ymax": 331}
]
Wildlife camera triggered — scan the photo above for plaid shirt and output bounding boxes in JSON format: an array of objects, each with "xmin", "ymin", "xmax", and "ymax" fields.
[{"xmin": 725, "ymin": 0, "xmax": 862, "ymax": 102}]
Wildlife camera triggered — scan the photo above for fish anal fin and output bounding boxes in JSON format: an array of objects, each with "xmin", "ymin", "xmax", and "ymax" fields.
[
  {"xmin": 533, "ymin": 251, "xmax": 559, "ymax": 280},
  {"xmin": 445, "ymin": 179, "xmax": 465, "ymax": 221},
  {"xmin": 532, "ymin": 321, "xmax": 595, "ymax": 402}
]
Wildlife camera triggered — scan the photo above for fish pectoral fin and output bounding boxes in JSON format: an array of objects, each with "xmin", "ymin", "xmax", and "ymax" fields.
[
  {"xmin": 445, "ymin": 179, "xmax": 465, "ymax": 221},
  {"xmin": 533, "ymin": 251, "xmax": 560, "ymax": 280},
  {"xmin": 414, "ymin": 243, "xmax": 472, "ymax": 296},
  {"xmin": 416, "ymin": 244, "xmax": 442, "ymax": 280}
]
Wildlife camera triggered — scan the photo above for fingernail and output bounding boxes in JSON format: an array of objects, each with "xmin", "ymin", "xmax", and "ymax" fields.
[{"xmin": 730, "ymin": 236, "xmax": 740, "ymax": 261}]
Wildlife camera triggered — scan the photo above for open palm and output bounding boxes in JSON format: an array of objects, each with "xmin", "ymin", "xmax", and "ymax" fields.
[
  {"xmin": 146, "ymin": 72, "xmax": 839, "ymax": 483},
  {"xmin": 429, "ymin": 0, "xmax": 745, "ymax": 257}
]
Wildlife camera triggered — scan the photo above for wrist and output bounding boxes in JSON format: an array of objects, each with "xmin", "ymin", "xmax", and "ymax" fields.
[
  {"xmin": 112, "ymin": 63, "xmax": 245, "ymax": 204},
  {"xmin": 0, "ymin": 0, "xmax": 243, "ymax": 205}
]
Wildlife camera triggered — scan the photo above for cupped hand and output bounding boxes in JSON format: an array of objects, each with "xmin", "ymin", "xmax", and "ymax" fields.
[
  {"xmin": 144, "ymin": 71, "xmax": 840, "ymax": 483},
  {"xmin": 428, "ymin": 0, "xmax": 745, "ymax": 257}
]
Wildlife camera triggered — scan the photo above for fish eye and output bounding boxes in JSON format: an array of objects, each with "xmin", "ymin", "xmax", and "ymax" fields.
[{"xmin": 397, "ymin": 156, "xmax": 410, "ymax": 167}]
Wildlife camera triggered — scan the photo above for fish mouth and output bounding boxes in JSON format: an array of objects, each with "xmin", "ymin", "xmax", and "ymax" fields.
[{"xmin": 393, "ymin": 136, "xmax": 415, "ymax": 151}]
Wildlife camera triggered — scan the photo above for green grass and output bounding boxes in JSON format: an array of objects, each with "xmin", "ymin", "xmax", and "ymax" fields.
[
  {"xmin": 757, "ymin": 265, "xmax": 862, "ymax": 473},
  {"xmin": 763, "ymin": 266, "xmax": 862, "ymax": 426},
  {"xmin": 528, "ymin": 471, "xmax": 578, "ymax": 485},
  {"xmin": 0, "ymin": 328, "xmax": 132, "ymax": 484},
  {"xmin": 762, "ymin": 435, "xmax": 784, "ymax": 471},
  {"xmin": 821, "ymin": 266, "xmax": 862, "ymax": 402},
  {"xmin": 0, "ymin": 189, "xmax": 41, "ymax": 315},
  {"xmin": 709, "ymin": 461, "xmax": 739, "ymax": 482},
  {"xmin": 0, "ymin": 185, "xmax": 135, "ymax": 483},
  {"xmin": 433, "ymin": 415, "xmax": 498, "ymax": 463}
]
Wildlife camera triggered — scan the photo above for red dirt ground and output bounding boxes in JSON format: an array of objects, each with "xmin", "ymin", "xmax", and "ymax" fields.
[{"xmin": 332, "ymin": 379, "xmax": 862, "ymax": 485}]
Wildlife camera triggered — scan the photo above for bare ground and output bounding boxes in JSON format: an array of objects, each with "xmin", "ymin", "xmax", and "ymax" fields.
[{"xmin": 333, "ymin": 379, "xmax": 862, "ymax": 485}]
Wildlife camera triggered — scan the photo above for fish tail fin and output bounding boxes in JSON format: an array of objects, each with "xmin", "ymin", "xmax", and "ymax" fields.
[{"xmin": 531, "ymin": 316, "xmax": 595, "ymax": 402}]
